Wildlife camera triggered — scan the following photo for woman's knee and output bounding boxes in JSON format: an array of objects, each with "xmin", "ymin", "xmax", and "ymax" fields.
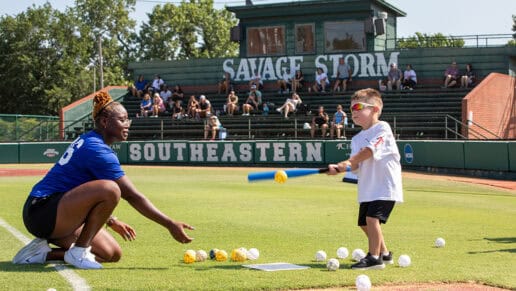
[{"xmin": 98, "ymin": 180, "xmax": 121, "ymax": 203}]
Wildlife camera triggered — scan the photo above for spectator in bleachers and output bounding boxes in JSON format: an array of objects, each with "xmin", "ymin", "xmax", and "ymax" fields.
[
  {"xmin": 330, "ymin": 104, "xmax": 347, "ymax": 139},
  {"xmin": 276, "ymin": 92, "xmax": 302, "ymax": 119},
  {"xmin": 242, "ymin": 91, "xmax": 259, "ymax": 116},
  {"xmin": 218, "ymin": 72, "xmax": 232, "ymax": 94},
  {"xmin": 160, "ymin": 85, "xmax": 173, "ymax": 111},
  {"xmin": 131, "ymin": 75, "xmax": 148, "ymax": 97},
  {"xmin": 225, "ymin": 90, "xmax": 239, "ymax": 116},
  {"xmin": 186, "ymin": 95, "xmax": 199, "ymax": 118},
  {"xmin": 333, "ymin": 58, "xmax": 352, "ymax": 92},
  {"xmin": 204, "ymin": 115, "xmax": 222, "ymax": 140},
  {"xmin": 151, "ymin": 74, "xmax": 164, "ymax": 92},
  {"xmin": 460, "ymin": 64, "xmax": 476, "ymax": 88},
  {"xmin": 171, "ymin": 102, "xmax": 184, "ymax": 120},
  {"xmin": 151, "ymin": 93, "xmax": 165, "ymax": 117},
  {"xmin": 443, "ymin": 61, "xmax": 460, "ymax": 88},
  {"xmin": 171, "ymin": 84, "xmax": 184, "ymax": 107},
  {"xmin": 249, "ymin": 70, "xmax": 263, "ymax": 90},
  {"xmin": 387, "ymin": 63, "xmax": 402, "ymax": 91},
  {"xmin": 139, "ymin": 93, "xmax": 152, "ymax": 118},
  {"xmin": 402, "ymin": 64, "xmax": 417, "ymax": 90},
  {"xmin": 292, "ymin": 70, "xmax": 305, "ymax": 93},
  {"xmin": 277, "ymin": 68, "xmax": 292, "ymax": 94},
  {"xmin": 196, "ymin": 95, "xmax": 212, "ymax": 119},
  {"xmin": 310, "ymin": 106, "xmax": 329, "ymax": 138},
  {"xmin": 312, "ymin": 67, "xmax": 329, "ymax": 93}
]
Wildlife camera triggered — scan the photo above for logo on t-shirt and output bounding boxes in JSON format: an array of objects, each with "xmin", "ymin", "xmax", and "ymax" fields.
[
  {"xmin": 43, "ymin": 148, "xmax": 59, "ymax": 158},
  {"xmin": 404, "ymin": 144, "xmax": 414, "ymax": 164}
]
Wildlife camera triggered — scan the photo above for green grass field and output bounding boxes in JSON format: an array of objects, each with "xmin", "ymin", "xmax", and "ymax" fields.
[{"xmin": 1, "ymin": 165, "xmax": 515, "ymax": 290}]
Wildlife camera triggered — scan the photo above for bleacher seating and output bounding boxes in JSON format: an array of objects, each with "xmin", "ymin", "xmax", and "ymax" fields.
[{"xmin": 122, "ymin": 85, "xmax": 469, "ymax": 141}]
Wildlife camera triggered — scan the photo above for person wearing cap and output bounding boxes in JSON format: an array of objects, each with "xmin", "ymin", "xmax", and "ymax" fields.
[
  {"xmin": 387, "ymin": 63, "xmax": 402, "ymax": 91},
  {"xmin": 195, "ymin": 95, "xmax": 212, "ymax": 118},
  {"xmin": 12, "ymin": 91, "xmax": 194, "ymax": 270},
  {"xmin": 204, "ymin": 115, "xmax": 222, "ymax": 140},
  {"xmin": 242, "ymin": 85, "xmax": 262, "ymax": 116}
]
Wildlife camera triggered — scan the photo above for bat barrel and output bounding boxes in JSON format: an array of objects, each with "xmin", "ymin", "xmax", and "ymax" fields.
[{"xmin": 247, "ymin": 171, "xmax": 276, "ymax": 182}]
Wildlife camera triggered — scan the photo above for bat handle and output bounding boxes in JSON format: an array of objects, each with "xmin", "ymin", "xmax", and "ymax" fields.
[{"xmin": 322, "ymin": 165, "xmax": 351, "ymax": 173}]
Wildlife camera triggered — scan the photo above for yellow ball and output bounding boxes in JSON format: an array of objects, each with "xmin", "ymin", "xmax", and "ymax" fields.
[
  {"xmin": 274, "ymin": 170, "xmax": 288, "ymax": 183},
  {"xmin": 215, "ymin": 249, "xmax": 228, "ymax": 262},
  {"xmin": 183, "ymin": 249, "xmax": 196, "ymax": 264},
  {"xmin": 231, "ymin": 248, "xmax": 247, "ymax": 262}
]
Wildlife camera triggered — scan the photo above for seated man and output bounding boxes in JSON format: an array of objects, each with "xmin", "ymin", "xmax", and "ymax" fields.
[
  {"xmin": 195, "ymin": 95, "xmax": 212, "ymax": 119},
  {"xmin": 330, "ymin": 104, "xmax": 347, "ymax": 139},
  {"xmin": 131, "ymin": 75, "xmax": 148, "ymax": 97},
  {"xmin": 387, "ymin": 63, "xmax": 402, "ymax": 91},
  {"xmin": 310, "ymin": 106, "xmax": 329, "ymax": 138},
  {"xmin": 333, "ymin": 58, "xmax": 352, "ymax": 92}
]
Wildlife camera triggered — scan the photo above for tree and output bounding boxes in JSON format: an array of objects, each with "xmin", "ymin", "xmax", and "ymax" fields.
[
  {"xmin": 509, "ymin": 15, "xmax": 516, "ymax": 47},
  {"xmin": 0, "ymin": 4, "xmax": 92, "ymax": 115},
  {"xmin": 397, "ymin": 32, "xmax": 465, "ymax": 49},
  {"xmin": 0, "ymin": 0, "xmax": 138, "ymax": 115},
  {"xmin": 138, "ymin": 0, "xmax": 238, "ymax": 61}
]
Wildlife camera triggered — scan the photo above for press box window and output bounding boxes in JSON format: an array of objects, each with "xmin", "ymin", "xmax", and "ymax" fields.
[
  {"xmin": 324, "ymin": 21, "xmax": 365, "ymax": 52},
  {"xmin": 295, "ymin": 23, "xmax": 315, "ymax": 54},
  {"xmin": 247, "ymin": 26, "xmax": 285, "ymax": 56}
]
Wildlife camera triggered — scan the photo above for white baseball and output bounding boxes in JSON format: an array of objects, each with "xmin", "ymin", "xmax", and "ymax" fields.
[
  {"xmin": 435, "ymin": 237, "xmax": 446, "ymax": 248},
  {"xmin": 355, "ymin": 274, "xmax": 372, "ymax": 291},
  {"xmin": 315, "ymin": 250, "xmax": 327, "ymax": 261},
  {"xmin": 398, "ymin": 254, "xmax": 411, "ymax": 267},
  {"xmin": 246, "ymin": 248, "xmax": 260, "ymax": 260},
  {"xmin": 336, "ymin": 247, "xmax": 349, "ymax": 259},
  {"xmin": 326, "ymin": 258, "xmax": 340, "ymax": 271},
  {"xmin": 352, "ymin": 248, "xmax": 366, "ymax": 262}
]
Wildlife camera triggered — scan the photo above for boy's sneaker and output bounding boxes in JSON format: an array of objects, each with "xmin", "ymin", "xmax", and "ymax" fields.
[
  {"xmin": 12, "ymin": 238, "xmax": 51, "ymax": 264},
  {"xmin": 64, "ymin": 245, "xmax": 102, "ymax": 269},
  {"xmin": 351, "ymin": 253, "xmax": 385, "ymax": 270},
  {"xmin": 382, "ymin": 251, "xmax": 393, "ymax": 265}
]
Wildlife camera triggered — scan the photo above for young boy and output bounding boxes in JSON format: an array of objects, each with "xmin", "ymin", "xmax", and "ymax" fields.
[{"xmin": 327, "ymin": 88, "xmax": 403, "ymax": 270}]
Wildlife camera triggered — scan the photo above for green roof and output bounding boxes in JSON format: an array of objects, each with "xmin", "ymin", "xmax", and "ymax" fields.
[{"xmin": 227, "ymin": 0, "xmax": 406, "ymax": 19}]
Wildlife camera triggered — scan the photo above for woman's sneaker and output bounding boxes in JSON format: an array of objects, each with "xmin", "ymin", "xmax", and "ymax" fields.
[
  {"xmin": 12, "ymin": 238, "xmax": 51, "ymax": 264},
  {"xmin": 64, "ymin": 245, "xmax": 102, "ymax": 269},
  {"xmin": 382, "ymin": 251, "xmax": 393, "ymax": 264},
  {"xmin": 351, "ymin": 253, "xmax": 385, "ymax": 270}
]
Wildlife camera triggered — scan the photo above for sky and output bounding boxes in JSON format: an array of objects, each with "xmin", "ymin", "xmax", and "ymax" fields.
[{"xmin": 2, "ymin": 0, "xmax": 515, "ymax": 38}]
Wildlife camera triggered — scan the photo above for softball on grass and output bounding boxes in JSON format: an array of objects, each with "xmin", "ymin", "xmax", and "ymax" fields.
[
  {"xmin": 326, "ymin": 258, "xmax": 340, "ymax": 271},
  {"xmin": 398, "ymin": 254, "xmax": 411, "ymax": 267},
  {"xmin": 435, "ymin": 237, "xmax": 446, "ymax": 248},
  {"xmin": 247, "ymin": 248, "xmax": 260, "ymax": 260},
  {"xmin": 231, "ymin": 248, "xmax": 247, "ymax": 262},
  {"xmin": 355, "ymin": 274, "xmax": 372, "ymax": 291},
  {"xmin": 336, "ymin": 247, "xmax": 349, "ymax": 259},
  {"xmin": 215, "ymin": 249, "xmax": 228, "ymax": 261},
  {"xmin": 183, "ymin": 250, "xmax": 196, "ymax": 264},
  {"xmin": 315, "ymin": 250, "xmax": 327, "ymax": 261},
  {"xmin": 196, "ymin": 250, "xmax": 208, "ymax": 262},
  {"xmin": 352, "ymin": 249, "xmax": 366, "ymax": 262},
  {"xmin": 274, "ymin": 170, "xmax": 288, "ymax": 183}
]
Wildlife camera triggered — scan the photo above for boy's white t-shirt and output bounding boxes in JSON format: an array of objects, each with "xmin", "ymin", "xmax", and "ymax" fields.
[{"xmin": 351, "ymin": 121, "xmax": 403, "ymax": 203}]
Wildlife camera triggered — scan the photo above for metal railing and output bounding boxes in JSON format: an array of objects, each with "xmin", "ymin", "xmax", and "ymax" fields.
[
  {"xmin": 444, "ymin": 114, "xmax": 502, "ymax": 140},
  {"xmin": 390, "ymin": 34, "xmax": 514, "ymax": 49}
]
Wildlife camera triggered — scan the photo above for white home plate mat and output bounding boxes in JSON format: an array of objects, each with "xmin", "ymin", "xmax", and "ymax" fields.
[{"xmin": 242, "ymin": 262, "xmax": 310, "ymax": 271}]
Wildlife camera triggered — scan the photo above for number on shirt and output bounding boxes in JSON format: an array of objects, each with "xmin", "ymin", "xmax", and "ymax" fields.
[{"xmin": 58, "ymin": 138, "xmax": 85, "ymax": 166}]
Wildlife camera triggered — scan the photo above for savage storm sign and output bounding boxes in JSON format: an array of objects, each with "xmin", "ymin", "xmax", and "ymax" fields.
[{"xmin": 222, "ymin": 52, "xmax": 400, "ymax": 81}]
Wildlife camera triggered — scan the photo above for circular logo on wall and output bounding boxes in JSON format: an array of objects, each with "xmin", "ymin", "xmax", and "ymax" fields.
[{"xmin": 404, "ymin": 144, "xmax": 413, "ymax": 164}]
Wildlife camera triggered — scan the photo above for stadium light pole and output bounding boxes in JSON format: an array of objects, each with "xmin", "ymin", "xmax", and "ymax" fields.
[{"xmin": 97, "ymin": 34, "xmax": 104, "ymax": 89}]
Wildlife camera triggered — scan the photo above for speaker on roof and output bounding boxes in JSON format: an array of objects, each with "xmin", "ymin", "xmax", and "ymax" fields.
[
  {"xmin": 230, "ymin": 25, "xmax": 240, "ymax": 42},
  {"xmin": 364, "ymin": 17, "xmax": 375, "ymax": 34},
  {"xmin": 374, "ymin": 18, "xmax": 385, "ymax": 35}
]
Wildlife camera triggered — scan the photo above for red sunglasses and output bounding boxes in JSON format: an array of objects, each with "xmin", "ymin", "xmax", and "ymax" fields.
[{"xmin": 350, "ymin": 102, "xmax": 376, "ymax": 112}]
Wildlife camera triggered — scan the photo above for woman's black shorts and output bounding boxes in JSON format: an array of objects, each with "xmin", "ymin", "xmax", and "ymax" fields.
[{"xmin": 22, "ymin": 193, "xmax": 65, "ymax": 239}]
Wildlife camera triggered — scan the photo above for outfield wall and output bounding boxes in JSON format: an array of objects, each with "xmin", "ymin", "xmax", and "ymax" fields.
[{"xmin": 1, "ymin": 140, "xmax": 514, "ymax": 177}]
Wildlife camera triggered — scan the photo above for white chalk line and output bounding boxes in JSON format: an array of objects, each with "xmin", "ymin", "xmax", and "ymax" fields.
[{"xmin": 0, "ymin": 217, "xmax": 91, "ymax": 291}]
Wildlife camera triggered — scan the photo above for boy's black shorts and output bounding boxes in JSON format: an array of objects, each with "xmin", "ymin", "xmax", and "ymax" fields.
[
  {"xmin": 23, "ymin": 193, "xmax": 65, "ymax": 239},
  {"xmin": 358, "ymin": 200, "xmax": 396, "ymax": 226}
]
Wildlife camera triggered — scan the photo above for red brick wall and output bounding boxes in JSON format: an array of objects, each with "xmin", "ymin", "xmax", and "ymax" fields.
[{"xmin": 462, "ymin": 73, "xmax": 516, "ymax": 139}]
